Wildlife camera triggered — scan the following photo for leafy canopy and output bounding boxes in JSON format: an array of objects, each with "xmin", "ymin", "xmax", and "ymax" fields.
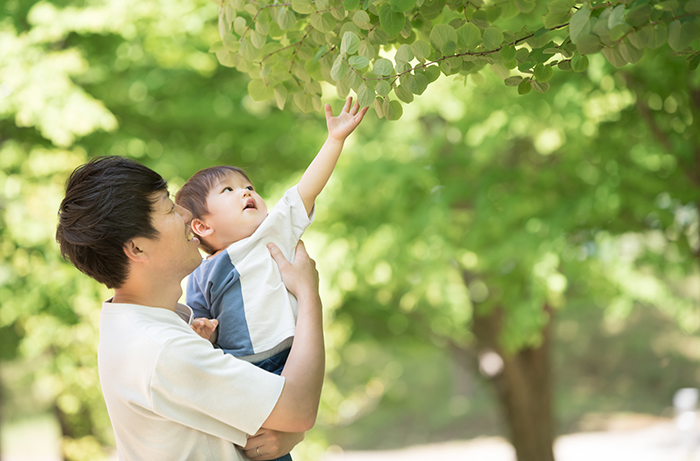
[{"xmin": 211, "ymin": 0, "xmax": 700, "ymax": 119}]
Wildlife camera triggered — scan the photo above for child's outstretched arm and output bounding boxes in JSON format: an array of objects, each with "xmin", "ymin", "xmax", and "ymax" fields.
[{"xmin": 298, "ymin": 96, "xmax": 368, "ymax": 215}]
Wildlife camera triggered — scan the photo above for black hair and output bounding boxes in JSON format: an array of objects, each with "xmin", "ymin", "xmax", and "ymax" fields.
[{"xmin": 56, "ymin": 156, "xmax": 168, "ymax": 288}]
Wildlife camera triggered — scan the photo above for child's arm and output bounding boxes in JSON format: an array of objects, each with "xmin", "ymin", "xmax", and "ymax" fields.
[{"xmin": 297, "ymin": 97, "xmax": 368, "ymax": 215}]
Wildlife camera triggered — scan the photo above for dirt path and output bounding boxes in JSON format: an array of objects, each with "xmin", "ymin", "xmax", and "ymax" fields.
[{"xmin": 323, "ymin": 418, "xmax": 700, "ymax": 461}]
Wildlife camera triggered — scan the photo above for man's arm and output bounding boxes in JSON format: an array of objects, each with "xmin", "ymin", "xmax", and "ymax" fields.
[
  {"xmin": 261, "ymin": 241, "xmax": 324, "ymax": 432},
  {"xmin": 297, "ymin": 97, "xmax": 368, "ymax": 215}
]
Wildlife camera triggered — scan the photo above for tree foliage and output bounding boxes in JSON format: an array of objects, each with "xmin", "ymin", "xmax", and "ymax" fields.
[{"xmin": 212, "ymin": 0, "xmax": 700, "ymax": 118}]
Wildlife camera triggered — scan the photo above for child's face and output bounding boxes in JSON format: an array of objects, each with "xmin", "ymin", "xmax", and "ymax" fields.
[{"xmin": 203, "ymin": 172, "xmax": 268, "ymax": 246}]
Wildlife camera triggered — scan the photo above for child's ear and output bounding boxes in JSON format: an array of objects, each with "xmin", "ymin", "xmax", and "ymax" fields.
[{"xmin": 191, "ymin": 218, "xmax": 213, "ymax": 237}]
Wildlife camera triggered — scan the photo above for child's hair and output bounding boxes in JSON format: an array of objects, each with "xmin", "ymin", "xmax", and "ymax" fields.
[{"xmin": 175, "ymin": 165, "xmax": 250, "ymax": 255}]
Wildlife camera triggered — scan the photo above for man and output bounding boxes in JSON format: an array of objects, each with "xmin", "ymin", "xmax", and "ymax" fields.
[{"xmin": 56, "ymin": 156, "xmax": 324, "ymax": 460}]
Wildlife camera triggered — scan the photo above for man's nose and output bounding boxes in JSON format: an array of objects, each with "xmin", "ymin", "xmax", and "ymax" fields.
[{"xmin": 175, "ymin": 204, "xmax": 192, "ymax": 222}]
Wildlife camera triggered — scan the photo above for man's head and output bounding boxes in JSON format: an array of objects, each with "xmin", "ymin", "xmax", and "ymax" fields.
[
  {"xmin": 175, "ymin": 166, "xmax": 268, "ymax": 255},
  {"xmin": 56, "ymin": 156, "xmax": 197, "ymax": 288}
]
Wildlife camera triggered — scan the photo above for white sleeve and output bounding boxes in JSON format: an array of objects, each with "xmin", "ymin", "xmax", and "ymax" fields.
[{"xmin": 149, "ymin": 333, "xmax": 284, "ymax": 446}]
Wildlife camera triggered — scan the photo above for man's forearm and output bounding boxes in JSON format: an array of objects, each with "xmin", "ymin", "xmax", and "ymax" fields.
[
  {"xmin": 263, "ymin": 290, "xmax": 325, "ymax": 432},
  {"xmin": 297, "ymin": 137, "xmax": 344, "ymax": 215}
]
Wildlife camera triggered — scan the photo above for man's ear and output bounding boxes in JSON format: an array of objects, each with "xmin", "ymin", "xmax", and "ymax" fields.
[
  {"xmin": 123, "ymin": 238, "xmax": 148, "ymax": 262},
  {"xmin": 191, "ymin": 218, "xmax": 213, "ymax": 238}
]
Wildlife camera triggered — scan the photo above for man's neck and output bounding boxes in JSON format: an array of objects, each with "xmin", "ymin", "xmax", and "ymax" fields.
[{"xmin": 112, "ymin": 280, "xmax": 182, "ymax": 311}]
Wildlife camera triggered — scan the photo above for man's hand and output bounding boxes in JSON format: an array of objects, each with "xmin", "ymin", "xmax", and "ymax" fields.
[
  {"xmin": 190, "ymin": 317, "xmax": 218, "ymax": 343},
  {"xmin": 268, "ymin": 241, "xmax": 319, "ymax": 302},
  {"xmin": 326, "ymin": 96, "xmax": 368, "ymax": 142},
  {"xmin": 243, "ymin": 428, "xmax": 304, "ymax": 460}
]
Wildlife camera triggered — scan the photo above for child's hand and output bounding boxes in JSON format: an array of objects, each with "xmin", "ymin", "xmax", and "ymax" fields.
[
  {"xmin": 191, "ymin": 317, "xmax": 219, "ymax": 343},
  {"xmin": 326, "ymin": 96, "xmax": 369, "ymax": 142}
]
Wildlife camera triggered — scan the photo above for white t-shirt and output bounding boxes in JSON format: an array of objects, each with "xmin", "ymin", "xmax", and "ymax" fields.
[
  {"xmin": 98, "ymin": 300, "xmax": 284, "ymax": 460},
  {"xmin": 186, "ymin": 186, "xmax": 314, "ymax": 361}
]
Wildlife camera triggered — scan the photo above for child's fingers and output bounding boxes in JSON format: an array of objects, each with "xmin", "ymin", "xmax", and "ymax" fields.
[
  {"xmin": 210, "ymin": 319, "xmax": 219, "ymax": 329},
  {"xmin": 324, "ymin": 103, "xmax": 333, "ymax": 121},
  {"xmin": 355, "ymin": 106, "xmax": 369, "ymax": 122},
  {"xmin": 343, "ymin": 96, "xmax": 353, "ymax": 113},
  {"xmin": 349, "ymin": 99, "xmax": 360, "ymax": 116}
]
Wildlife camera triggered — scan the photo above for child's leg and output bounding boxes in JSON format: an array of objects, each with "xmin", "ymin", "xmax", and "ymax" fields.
[
  {"xmin": 252, "ymin": 348, "xmax": 290, "ymax": 376},
  {"xmin": 252, "ymin": 348, "xmax": 294, "ymax": 461}
]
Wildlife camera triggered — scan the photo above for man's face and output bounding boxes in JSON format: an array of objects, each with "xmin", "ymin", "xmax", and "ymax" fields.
[
  {"xmin": 203, "ymin": 172, "xmax": 268, "ymax": 246},
  {"xmin": 147, "ymin": 191, "xmax": 202, "ymax": 278}
]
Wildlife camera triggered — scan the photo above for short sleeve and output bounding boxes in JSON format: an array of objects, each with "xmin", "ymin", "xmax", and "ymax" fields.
[
  {"xmin": 150, "ymin": 332, "xmax": 284, "ymax": 445},
  {"xmin": 185, "ymin": 272, "xmax": 211, "ymax": 320}
]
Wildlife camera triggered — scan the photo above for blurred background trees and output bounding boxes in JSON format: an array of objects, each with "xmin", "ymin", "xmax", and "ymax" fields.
[{"xmin": 0, "ymin": 1, "xmax": 698, "ymax": 460}]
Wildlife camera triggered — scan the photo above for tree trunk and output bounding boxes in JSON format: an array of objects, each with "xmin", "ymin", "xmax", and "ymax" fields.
[{"xmin": 472, "ymin": 304, "xmax": 555, "ymax": 461}]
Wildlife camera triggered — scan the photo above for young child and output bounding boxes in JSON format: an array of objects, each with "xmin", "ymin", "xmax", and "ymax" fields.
[{"xmin": 175, "ymin": 98, "xmax": 366, "ymax": 439}]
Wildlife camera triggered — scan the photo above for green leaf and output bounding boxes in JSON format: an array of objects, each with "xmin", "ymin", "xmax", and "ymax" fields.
[
  {"xmin": 688, "ymin": 53, "xmax": 700, "ymax": 71},
  {"xmin": 374, "ymin": 97, "xmax": 385, "ymax": 119},
  {"xmin": 277, "ymin": 7, "xmax": 297, "ymax": 30},
  {"xmin": 534, "ymin": 63, "xmax": 553, "ymax": 82},
  {"xmin": 250, "ymin": 30, "xmax": 266, "ymax": 49},
  {"xmin": 373, "ymin": 58, "xmax": 394, "ymax": 76},
  {"xmin": 344, "ymin": 0, "xmax": 361, "ymax": 10},
  {"xmin": 608, "ymin": 4, "xmax": 626, "ymax": 29},
  {"xmin": 234, "ymin": 16, "xmax": 247, "ymax": 35},
  {"xmin": 223, "ymin": 34, "xmax": 240, "ymax": 52},
  {"xmin": 406, "ymin": 72, "xmax": 429, "ymax": 94},
  {"xmin": 457, "ymin": 22, "xmax": 482, "ymax": 50},
  {"xmin": 543, "ymin": 11, "xmax": 570, "ymax": 30},
  {"xmin": 558, "ymin": 60, "xmax": 573, "ymax": 71},
  {"xmin": 313, "ymin": 45, "xmax": 328, "ymax": 64},
  {"xmin": 293, "ymin": 92, "xmax": 314, "ymax": 112},
  {"xmin": 376, "ymin": 79, "xmax": 391, "ymax": 96},
  {"xmin": 357, "ymin": 83, "xmax": 375, "ymax": 107},
  {"xmin": 410, "ymin": 40, "xmax": 432, "ymax": 61},
  {"xmin": 310, "ymin": 13, "xmax": 336, "ymax": 33},
  {"xmin": 291, "ymin": 0, "xmax": 315, "ymax": 14},
  {"xmin": 379, "ymin": 4, "xmax": 406, "ymax": 37},
  {"xmin": 648, "ymin": 24, "xmax": 668, "ymax": 50},
  {"xmin": 353, "ymin": 10, "xmax": 371, "ymax": 29},
  {"xmin": 396, "ymin": 44, "xmax": 414, "ymax": 63},
  {"xmin": 548, "ymin": 0, "xmax": 574, "ymax": 15},
  {"xmin": 331, "ymin": 55, "xmax": 349, "ymax": 80},
  {"xmin": 341, "ymin": 31, "xmax": 361, "ymax": 55},
  {"xmin": 531, "ymin": 80, "xmax": 550, "ymax": 93},
  {"xmin": 395, "ymin": 84, "xmax": 414, "ymax": 103},
  {"xmin": 518, "ymin": 79, "xmax": 532, "ymax": 94},
  {"xmin": 625, "ymin": 4, "xmax": 652, "ymax": 28},
  {"xmin": 571, "ymin": 54, "xmax": 588, "ymax": 72},
  {"xmin": 483, "ymin": 27, "xmax": 504, "ymax": 50},
  {"xmin": 248, "ymin": 79, "xmax": 274, "ymax": 101},
  {"xmin": 576, "ymin": 34, "xmax": 602, "ymax": 55},
  {"xmin": 504, "ymin": 76, "xmax": 523, "ymax": 86},
  {"xmin": 391, "ymin": 0, "xmax": 416, "ymax": 13},
  {"xmin": 500, "ymin": 44, "xmax": 516, "ymax": 62},
  {"xmin": 627, "ymin": 28, "xmax": 650, "ymax": 49},
  {"xmin": 610, "ymin": 23, "xmax": 632, "ymax": 42},
  {"xmin": 349, "ymin": 55, "xmax": 369, "ymax": 68},
  {"xmin": 385, "ymin": 100, "xmax": 403, "ymax": 120},
  {"xmin": 686, "ymin": 0, "xmax": 700, "ymax": 12},
  {"xmin": 601, "ymin": 45, "xmax": 628, "ymax": 68},
  {"xmin": 619, "ymin": 41, "xmax": 644, "ymax": 64},
  {"xmin": 668, "ymin": 20, "xmax": 699, "ymax": 52},
  {"xmin": 422, "ymin": 65, "xmax": 440, "ymax": 82},
  {"xmin": 274, "ymin": 86, "xmax": 288, "ymax": 110},
  {"xmin": 240, "ymin": 37, "xmax": 258, "ymax": 60},
  {"xmin": 569, "ymin": 3, "xmax": 591, "ymax": 44},
  {"xmin": 656, "ymin": 0, "xmax": 679, "ymax": 12},
  {"xmin": 429, "ymin": 24, "xmax": 458, "ymax": 51}
]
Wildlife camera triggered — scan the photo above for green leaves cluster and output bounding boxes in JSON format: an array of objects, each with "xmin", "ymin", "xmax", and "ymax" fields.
[{"xmin": 212, "ymin": 0, "xmax": 700, "ymax": 118}]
